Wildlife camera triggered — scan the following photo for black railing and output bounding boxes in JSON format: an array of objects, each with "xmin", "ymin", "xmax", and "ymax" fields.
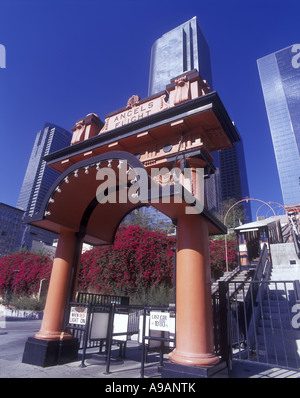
[
  {"xmin": 226, "ymin": 280, "xmax": 300, "ymax": 370},
  {"xmin": 76, "ymin": 292, "xmax": 129, "ymax": 305},
  {"xmin": 292, "ymin": 229, "xmax": 300, "ymax": 259},
  {"xmin": 64, "ymin": 301, "xmax": 177, "ymax": 376},
  {"xmin": 65, "ymin": 301, "xmax": 143, "ymax": 372},
  {"xmin": 211, "ymin": 243, "xmax": 275, "ymax": 367},
  {"xmin": 140, "ymin": 305, "xmax": 176, "ymax": 378},
  {"xmin": 252, "ymin": 244, "xmax": 270, "ymax": 281}
]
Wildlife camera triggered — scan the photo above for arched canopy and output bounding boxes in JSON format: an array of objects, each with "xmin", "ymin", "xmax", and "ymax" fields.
[
  {"xmin": 24, "ymin": 151, "xmax": 152, "ymax": 245},
  {"xmin": 25, "ymin": 149, "xmax": 226, "ymax": 245}
]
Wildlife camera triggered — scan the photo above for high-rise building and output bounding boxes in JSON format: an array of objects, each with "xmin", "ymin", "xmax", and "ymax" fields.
[
  {"xmin": 217, "ymin": 140, "xmax": 252, "ymax": 222},
  {"xmin": 17, "ymin": 122, "xmax": 71, "ymax": 249},
  {"xmin": 149, "ymin": 17, "xmax": 252, "ymax": 221},
  {"xmin": 0, "ymin": 203, "xmax": 24, "ymax": 256},
  {"xmin": 148, "ymin": 16, "xmax": 213, "ymax": 96},
  {"xmin": 257, "ymin": 44, "xmax": 300, "ymax": 206}
]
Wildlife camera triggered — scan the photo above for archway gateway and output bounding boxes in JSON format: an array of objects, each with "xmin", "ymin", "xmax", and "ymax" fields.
[{"xmin": 22, "ymin": 70, "xmax": 239, "ymax": 375}]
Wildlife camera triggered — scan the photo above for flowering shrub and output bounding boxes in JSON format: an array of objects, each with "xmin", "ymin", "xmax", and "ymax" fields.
[
  {"xmin": 78, "ymin": 225, "xmax": 176, "ymax": 297},
  {"xmin": 78, "ymin": 226, "xmax": 238, "ymax": 297},
  {"xmin": 0, "ymin": 227, "xmax": 238, "ymax": 302},
  {"xmin": 209, "ymin": 237, "xmax": 238, "ymax": 274},
  {"xmin": 0, "ymin": 251, "xmax": 52, "ymax": 298}
]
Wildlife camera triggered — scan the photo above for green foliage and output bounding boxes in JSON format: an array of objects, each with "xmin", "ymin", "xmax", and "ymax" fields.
[
  {"xmin": 121, "ymin": 208, "xmax": 175, "ymax": 234},
  {"xmin": 131, "ymin": 285, "xmax": 174, "ymax": 306},
  {"xmin": 8, "ymin": 295, "xmax": 46, "ymax": 311},
  {"xmin": 215, "ymin": 198, "xmax": 249, "ymax": 229}
]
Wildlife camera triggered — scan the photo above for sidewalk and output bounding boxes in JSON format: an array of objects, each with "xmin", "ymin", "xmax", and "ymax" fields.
[{"xmin": 1, "ymin": 318, "xmax": 300, "ymax": 379}]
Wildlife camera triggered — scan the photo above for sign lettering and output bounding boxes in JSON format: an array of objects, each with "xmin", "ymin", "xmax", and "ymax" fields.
[
  {"xmin": 69, "ymin": 306, "xmax": 87, "ymax": 325},
  {"xmin": 150, "ymin": 311, "xmax": 170, "ymax": 331},
  {"xmin": 101, "ymin": 93, "xmax": 169, "ymax": 133}
]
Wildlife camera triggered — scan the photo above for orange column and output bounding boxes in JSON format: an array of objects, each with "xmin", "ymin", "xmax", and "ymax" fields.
[
  {"xmin": 35, "ymin": 228, "xmax": 82, "ymax": 341},
  {"xmin": 169, "ymin": 214, "xmax": 220, "ymax": 367}
]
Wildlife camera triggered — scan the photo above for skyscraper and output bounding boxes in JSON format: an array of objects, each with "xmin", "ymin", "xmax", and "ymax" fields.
[
  {"xmin": 148, "ymin": 16, "xmax": 213, "ymax": 96},
  {"xmin": 0, "ymin": 203, "xmax": 24, "ymax": 256},
  {"xmin": 149, "ymin": 17, "xmax": 252, "ymax": 221},
  {"xmin": 217, "ymin": 140, "xmax": 252, "ymax": 222},
  {"xmin": 17, "ymin": 122, "xmax": 71, "ymax": 249},
  {"xmin": 257, "ymin": 44, "xmax": 300, "ymax": 206}
]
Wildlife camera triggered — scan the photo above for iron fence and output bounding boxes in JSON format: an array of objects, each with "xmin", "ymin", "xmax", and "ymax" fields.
[{"xmin": 225, "ymin": 279, "xmax": 300, "ymax": 370}]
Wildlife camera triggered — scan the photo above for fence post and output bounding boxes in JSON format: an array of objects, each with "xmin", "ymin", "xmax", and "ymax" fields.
[
  {"xmin": 103, "ymin": 303, "xmax": 115, "ymax": 374},
  {"xmin": 79, "ymin": 302, "xmax": 92, "ymax": 368},
  {"xmin": 218, "ymin": 281, "xmax": 230, "ymax": 365}
]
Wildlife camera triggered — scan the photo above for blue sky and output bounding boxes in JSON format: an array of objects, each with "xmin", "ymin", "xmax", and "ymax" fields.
[{"xmin": 0, "ymin": 0, "xmax": 299, "ymax": 220}]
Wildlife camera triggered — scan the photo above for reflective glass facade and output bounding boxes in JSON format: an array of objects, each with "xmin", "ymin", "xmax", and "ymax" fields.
[
  {"xmin": 258, "ymin": 45, "xmax": 300, "ymax": 206},
  {"xmin": 218, "ymin": 141, "xmax": 252, "ymax": 222},
  {"xmin": 148, "ymin": 17, "xmax": 252, "ymax": 220},
  {"xmin": 17, "ymin": 123, "xmax": 71, "ymax": 249},
  {"xmin": 148, "ymin": 17, "xmax": 213, "ymax": 95},
  {"xmin": 0, "ymin": 203, "xmax": 24, "ymax": 256}
]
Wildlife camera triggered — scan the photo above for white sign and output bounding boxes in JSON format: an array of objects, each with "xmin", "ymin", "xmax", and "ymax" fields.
[
  {"xmin": 69, "ymin": 306, "xmax": 88, "ymax": 325},
  {"xmin": 90, "ymin": 312, "xmax": 109, "ymax": 340},
  {"xmin": 150, "ymin": 311, "xmax": 170, "ymax": 331},
  {"xmin": 113, "ymin": 313, "xmax": 129, "ymax": 341}
]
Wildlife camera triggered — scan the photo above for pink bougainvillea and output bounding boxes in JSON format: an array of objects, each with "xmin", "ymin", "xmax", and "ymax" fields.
[
  {"xmin": 209, "ymin": 238, "xmax": 237, "ymax": 274},
  {"xmin": 0, "ymin": 251, "xmax": 52, "ymax": 296},
  {"xmin": 78, "ymin": 226, "xmax": 238, "ymax": 296},
  {"xmin": 0, "ymin": 226, "xmax": 238, "ymax": 299},
  {"xmin": 78, "ymin": 225, "xmax": 176, "ymax": 296}
]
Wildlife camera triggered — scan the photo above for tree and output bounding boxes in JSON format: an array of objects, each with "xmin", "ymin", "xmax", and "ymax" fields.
[
  {"xmin": 121, "ymin": 207, "xmax": 175, "ymax": 235},
  {"xmin": 215, "ymin": 198, "xmax": 248, "ymax": 229}
]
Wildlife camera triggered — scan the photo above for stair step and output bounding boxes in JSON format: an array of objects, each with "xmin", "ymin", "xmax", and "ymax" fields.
[
  {"xmin": 257, "ymin": 327, "xmax": 300, "ymax": 339},
  {"xmin": 254, "ymin": 353, "xmax": 300, "ymax": 369},
  {"xmin": 257, "ymin": 341, "xmax": 300, "ymax": 359},
  {"xmin": 260, "ymin": 312, "xmax": 291, "ymax": 321},
  {"xmin": 260, "ymin": 319, "xmax": 295, "ymax": 328}
]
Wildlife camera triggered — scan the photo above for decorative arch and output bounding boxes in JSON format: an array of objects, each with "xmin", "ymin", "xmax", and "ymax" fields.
[{"xmin": 25, "ymin": 151, "xmax": 152, "ymax": 246}]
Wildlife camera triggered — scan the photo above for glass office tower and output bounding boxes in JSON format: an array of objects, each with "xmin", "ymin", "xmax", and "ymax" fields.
[
  {"xmin": 217, "ymin": 140, "xmax": 252, "ymax": 222},
  {"xmin": 148, "ymin": 17, "xmax": 252, "ymax": 221},
  {"xmin": 17, "ymin": 122, "xmax": 71, "ymax": 249},
  {"xmin": 0, "ymin": 203, "xmax": 24, "ymax": 256},
  {"xmin": 148, "ymin": 16, "xmax": 213, "ymax": 96},
  {"xmin": 257, "ymin": 45, "xmax": 300, "ymax": 206}
]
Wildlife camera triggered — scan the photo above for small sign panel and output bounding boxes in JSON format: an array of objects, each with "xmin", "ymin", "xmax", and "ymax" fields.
[
  {"xmin": 90, "ymin": 312, "xmax": 109, "ymax": 340},
  {"xmin": 69, "ymin": 306, "xmax": 88, "ymax": 325},
  {"xmin": 150, "ymin": 311, "xmax": 170, "ymax": 331}
]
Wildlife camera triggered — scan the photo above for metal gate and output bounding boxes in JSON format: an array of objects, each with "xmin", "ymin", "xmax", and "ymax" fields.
[{"xmin": 224, "ymin": 279, "xmax": 300, "ymax": 370}]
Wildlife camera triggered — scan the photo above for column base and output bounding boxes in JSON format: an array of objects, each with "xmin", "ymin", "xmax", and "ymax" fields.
[
  {"xmin": 22, "ymin": 337, "xmax": 79, "ymax": 367},
  {"xmin": 168, "ymin": 348, "xmax": 220, "ymax": 367},
  {"xmin": 162, "ymin": 360, "xmax": 228, "ymax": 378}
]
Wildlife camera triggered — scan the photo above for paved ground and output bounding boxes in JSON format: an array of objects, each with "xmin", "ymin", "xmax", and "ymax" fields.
[{"xmin": 1, "ymin": 318, "xmax": 300, "ymax": 380}]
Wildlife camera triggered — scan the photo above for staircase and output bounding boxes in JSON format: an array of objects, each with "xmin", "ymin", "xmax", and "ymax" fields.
[
  {"xmin": 256, "ymin": 286, "xmax": 300, "ymax": 368},
  {"xmin": 211, "ymin": 268, "xmax": 251, "ymax": 296},
  {"xmin": 254, "ymin": 243, "xmax": 300, "ymax": 369},
  {"xmin": 217, "ymin": 243, "xmax": 300, "ymax": 369}
]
